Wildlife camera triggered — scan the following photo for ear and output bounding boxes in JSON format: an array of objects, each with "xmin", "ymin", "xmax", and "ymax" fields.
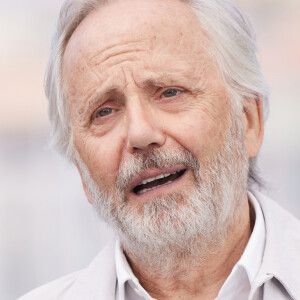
[
  {"xmin": 242, "ymin": 96, "xmax": 264, "ymax": 158},
  {"xmin": 74, "ymin": 162, "xmax": 93, "ymax": 205}
]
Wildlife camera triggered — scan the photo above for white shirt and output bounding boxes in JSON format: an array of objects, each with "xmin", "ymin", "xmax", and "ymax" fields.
[
  {"xmin": 18, "ymin": 191, "xmax": 299, "ymax": 300},
  {"xmin": 115, "ymin": 192, "xmax": 266, "ymax": 300}
]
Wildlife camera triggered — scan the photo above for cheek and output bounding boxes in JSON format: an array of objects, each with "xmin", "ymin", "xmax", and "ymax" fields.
[
  {"xmin": 74, "ymin": 131, "xmax": 123, "ymax": 186},
  {"xmin": 164, "ymin": 111, "xmax": 228, "ymax": 158}
]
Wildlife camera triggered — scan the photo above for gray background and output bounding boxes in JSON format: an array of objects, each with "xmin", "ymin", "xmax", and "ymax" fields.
[{"xmin": 1, "ymin": 0, "xmax": 299, "ymax": 299}]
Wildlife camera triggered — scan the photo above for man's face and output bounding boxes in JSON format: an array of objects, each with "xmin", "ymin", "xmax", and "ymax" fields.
[
  {"xmin": 62, "ymin": 0, "xmax": 252, "ymax": 262},
  {"xmin": 64, "ymin": 0, "xmax": 233, "ymax": 200}
]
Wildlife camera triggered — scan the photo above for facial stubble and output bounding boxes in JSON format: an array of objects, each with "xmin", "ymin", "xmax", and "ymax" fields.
[{"xmin": 75, "ymin": 112, "xmax": 249, "ymax": 276}]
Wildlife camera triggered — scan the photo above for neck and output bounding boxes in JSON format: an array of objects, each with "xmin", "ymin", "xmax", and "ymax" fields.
[{"xmin": 123, "ymin": 197, "xmax": 253, "ymax": 300}]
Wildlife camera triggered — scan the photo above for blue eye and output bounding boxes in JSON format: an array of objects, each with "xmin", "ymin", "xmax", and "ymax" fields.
[
  {"xmin": 96, "ymin": 108, "xmax": 113, "ymax": 117},
  {"xmin": 162, "ymin": 89, "xmax": 180, "ymax": 98}
]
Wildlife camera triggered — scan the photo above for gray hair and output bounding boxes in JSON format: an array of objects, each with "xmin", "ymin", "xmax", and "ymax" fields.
[{"xmin": 45, "ymin": 0, "xmax": 269, "ymax": 188}]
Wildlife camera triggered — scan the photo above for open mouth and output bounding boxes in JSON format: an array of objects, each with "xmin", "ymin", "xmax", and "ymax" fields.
[{"xmin": 133, "ymin": 169, "xmax": 186, "ymax": 195}]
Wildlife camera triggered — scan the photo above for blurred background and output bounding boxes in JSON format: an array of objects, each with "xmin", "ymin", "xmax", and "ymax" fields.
[{"xmin": 1, "ymin": 0, "xmax": 299, "ymax": 299}]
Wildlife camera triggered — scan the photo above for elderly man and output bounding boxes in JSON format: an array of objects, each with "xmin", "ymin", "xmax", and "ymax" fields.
[{"xmin": 20, "ymin": 0, "xmax": 299, "ymax": 299}]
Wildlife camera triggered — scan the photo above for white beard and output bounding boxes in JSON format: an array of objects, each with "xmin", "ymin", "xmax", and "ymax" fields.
[{"xmin": 75, "ymin": 114, "xmax": 249, "ymax": 276}]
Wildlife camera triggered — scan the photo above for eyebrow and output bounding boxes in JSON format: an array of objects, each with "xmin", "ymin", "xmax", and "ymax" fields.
[
  {"xmin": 85, "ymin": 73, "xmax": 182, "ymax": 102},
  {"xmin": 82, "ymin": 87, "xmax": 119, "ymax": 116},
  {"xmin": 139, "ymin": 74, "xmax": 177, "ymax": 87},
  {"xmin": 82, "ymin": 71, "xmax": 205, "ymax": 115},
  {"xmin": 138, "ymin": 71, "xmax": 206, "ymax": 91}
]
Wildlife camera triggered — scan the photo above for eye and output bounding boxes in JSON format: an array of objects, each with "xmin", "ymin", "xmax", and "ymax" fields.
[
  {"xmin": 95, "ymin": 108, "xmax": 114, "ymax": 118},
  {"xmin": 161, "ymin": 88, "xmax": 180, "ymax": 98}
]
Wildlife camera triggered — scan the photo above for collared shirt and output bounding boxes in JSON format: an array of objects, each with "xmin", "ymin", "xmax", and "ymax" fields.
[
  {"xmin": 115, "ymin": 192, "xmax": 266, "ymax": 300},
  {"xmin": 18, "ymin": 191, "xmax": 300, "ymax": 300}
]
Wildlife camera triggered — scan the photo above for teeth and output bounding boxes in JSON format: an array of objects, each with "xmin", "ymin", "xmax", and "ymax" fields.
[
  {"xmin": 141, "ymin": 172, "xmax": 176, "ymax": 185},
  {"xmin": 137, "ymin": 180, "xmax": 173, "ymax": 195}
]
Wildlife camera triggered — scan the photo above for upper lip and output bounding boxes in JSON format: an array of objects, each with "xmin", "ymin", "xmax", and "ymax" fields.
[{"xmin": 128, "ymin": 164, "xmax": 187, "ymax": 192}]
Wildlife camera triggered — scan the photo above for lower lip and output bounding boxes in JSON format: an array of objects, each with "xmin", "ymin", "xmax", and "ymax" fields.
[{"xmin": 129, "ymin": 169, "xmax": 188, "ymax": 201}]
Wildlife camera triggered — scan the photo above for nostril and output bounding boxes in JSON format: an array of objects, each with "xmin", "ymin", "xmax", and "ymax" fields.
[
  {"xmin": 127, "ymin": 132, "xmax": 166, "ymax": 152},
  {"xmin": 132, "ymin": 142, "xmax": 161, "ymax": 152}
]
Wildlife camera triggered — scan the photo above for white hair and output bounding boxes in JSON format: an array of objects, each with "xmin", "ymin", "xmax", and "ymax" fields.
[{"xmin": 45, "ymin": 0, "xmax": 269, "ymax": 187}]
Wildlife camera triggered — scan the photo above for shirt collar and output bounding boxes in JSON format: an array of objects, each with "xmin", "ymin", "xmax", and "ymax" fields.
[
  {"xmin": 115, "ymin": 239, "xmax": 154, "ymax": 300},
  {"xmin": 250, "ymin": 190, "xmax": 300, "ymax": 300},
  {"xmin": 115, "ymin": 239, "xmax": 134, "ymax": 288},
  {"xmin": 216, "ymin": 192, "xmax": 266, "ymax": 298},
  {"xmin": 238, "ymin": 191, "xmax": 266, "ymax": 283}
]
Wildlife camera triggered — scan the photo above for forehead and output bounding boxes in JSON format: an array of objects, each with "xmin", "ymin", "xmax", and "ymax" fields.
[{"xmin": 63, "ymin": 0, "xmax": 210, "ymax": 71}]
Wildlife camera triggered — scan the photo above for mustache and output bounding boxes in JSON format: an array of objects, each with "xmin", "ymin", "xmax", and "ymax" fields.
[{"xmin": 115, "ymin": 147, "xmax": 199, "ymax": 192}]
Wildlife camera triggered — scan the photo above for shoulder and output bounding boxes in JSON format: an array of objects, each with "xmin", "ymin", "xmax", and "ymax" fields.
[
  {"xmin": 254, "ymin": 190, "xmax": 300, "ymax": 230},
  {"xmin": 17, "ymin": 238, "xmax": 117, "ymax": 300},
  {"xmin": 253, "ymin": 190, "xmax": 300, "ymax": 247},
  {"xmin": 17, "ymin": 272, "xmax": 81, "ymax": 300},
  {"xmin": 251, "ymin": 191, "xmax": 300, "ymax": 299}
]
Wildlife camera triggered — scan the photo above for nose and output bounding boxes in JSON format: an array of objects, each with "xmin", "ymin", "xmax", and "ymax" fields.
[{"xmin": 125, "ymin": 97, "xmax": 166, "ymax": 153}]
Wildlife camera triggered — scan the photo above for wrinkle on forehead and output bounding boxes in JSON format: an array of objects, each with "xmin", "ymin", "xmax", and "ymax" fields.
[
  {"xmin": 88, "ymin": 42, "xmax": 147, "ymax": 72},
  {"xmin": 79, "ymin": 28, "xmax": 206, "ymax": 71},
  {"xmin": 62, "ymin": 0, "xmax": 218, "ymax": 111},
  {"xmin": 89, "ymin": 39, "xmax": 148, "ymax": 63}
]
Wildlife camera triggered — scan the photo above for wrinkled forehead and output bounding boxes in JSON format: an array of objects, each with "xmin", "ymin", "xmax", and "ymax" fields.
[{"xmin": 63, "ymin": 0, "xmax": 210, "ymax": 68}]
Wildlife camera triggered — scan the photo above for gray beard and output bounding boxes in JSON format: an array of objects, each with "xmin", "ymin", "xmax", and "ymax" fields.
[{"xmin": 75, "ymin": 115, "xmax": 249, "ymax": 277}]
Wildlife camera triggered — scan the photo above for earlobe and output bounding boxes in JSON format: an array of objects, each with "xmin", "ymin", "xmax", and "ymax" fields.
[{"xmin": 242, "ymin": 96, "xmax": 264, "ymax": 158}]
